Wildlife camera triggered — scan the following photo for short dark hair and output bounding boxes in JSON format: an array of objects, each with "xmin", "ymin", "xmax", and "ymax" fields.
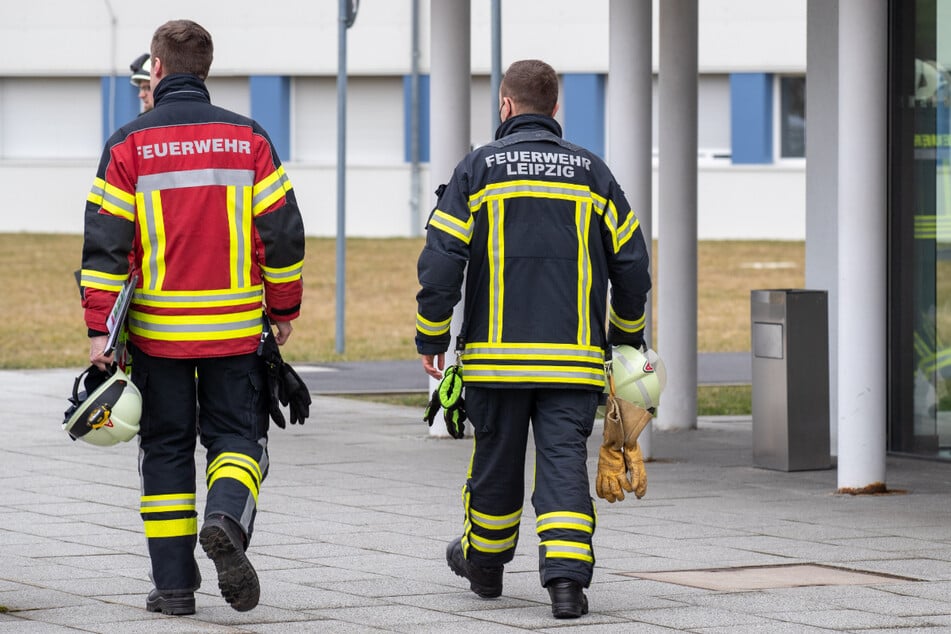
[
  {"xmin": 500, "ymin": 59, "xmax": 559, "ymax": 114},
  {"xmin": 151, "ymin": 20, "xmax": 214, "ymax": 80}
]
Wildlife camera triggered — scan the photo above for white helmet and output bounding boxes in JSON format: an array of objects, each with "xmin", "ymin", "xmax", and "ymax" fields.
[
  {"xmin": 604, "ymin": 345, "xmax": 667, "ymax": 411},
  {"xmin": 63, "ymin": 365, "xmax": 141, "ymax": 446},
  {"xmin": 129, "ymin": 53, "xmax": 151, "ymax": 86}
]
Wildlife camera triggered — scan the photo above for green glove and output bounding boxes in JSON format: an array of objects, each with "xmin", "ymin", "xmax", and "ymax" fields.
[{"xmin": 422, "ymin": 364, "xmax": 466, "ymax": 439}]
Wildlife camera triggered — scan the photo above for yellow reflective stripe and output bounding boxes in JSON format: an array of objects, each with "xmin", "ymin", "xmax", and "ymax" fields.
[
  {"xmin": 227, "ymin": 185, "xmax": 253, "ymax": 288},
  {"xmin": 252, "ymin": 165, "xmax": 291, "ymax": 215},
  {"xmin": 80, "ymin": 269, "xmax": 127, "ymax": 292},
  {"xmin": 429, "ymin": 209, "xmax": 473, "ymax": 244},
  {"xmin": 128, "ymin": 309, "xmax": 263, "ymax": 341},
  {"xmin": 468, "ymin": 530, "xmax": 517, "ymax": 553},
  {"xmin": 417, "ymin": 313, "xmax": 451, "ymax": 336},
  {"xmin": 208, "ymin": 452, "xmax": 263, "ymax": 483},
  {"xmin": 469, "ymin": 179, "xmax": 593, "ymax": 209},
  {"xmin": 133, "ymin": 286, "xmax": 264, "ymax": 309},
  {"xmin": 261, "ymin": 261, "xmax": 304, "ymax": 283},
  {"xmin": 614, "ymin": 206, "xmax": 638, "ymax": 250},
  {"xmin": 470, "ymin": 507, "xmax": 522, "ymax": 530},
  {"xmin": 143, "ymin": 517, "xmax": 198, "ymax": 538},
  {"xmin": 93, "ymin": 181, "xmax": 135, "ymax": 221},
  {"xmin": 576, "ymin": 201, "xmax": 593, "ymax": 346},
  {"xmin": 463, "ymin": 342, "xmax": 604, "ymax": 361},
  {"xmin": 488, "ymin": 199, "xmax": 505, "ymax": 342},
  {"xmin": 140, "ymin": 493, "xmax": 196, "ymax": 514},
  {"xmin": 462, "ymin": 365, "xmax": 604, "ymax": 386},
  {"xmin": 610, "ymin": 306, "xmax": 645, "ymax": 334},
  {"xmin": 208, "ymin": 466, "xmax": 260, "ymax": 503},
  {"xmin": 137, "ymin": 190, "xmax": 167, "ymax": 291},
  {"xmin": 540, "ymin": 539, "xmax": 593, "ymax": 562},
  {"xmin": 536, "ymin": 511, "xmax": 594, "ymax": 535}
]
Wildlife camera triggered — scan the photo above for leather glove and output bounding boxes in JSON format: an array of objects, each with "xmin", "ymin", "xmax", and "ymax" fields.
[
  {"xmin": 278, "ymin": 362, "xmax": 311, "ymax": 425},
  {"xmin": 595, "ymin": 444, "xmax": 633, "ymax": 503},
  {"xmin": 602, "ymin": 396, "xmax": 626, "ymax": 450},
  {"xmin": 624, "ymin": 440, "xmax": 648, "ymax": 499},
  {"xmin": 616, "ymin": 398, "xmax": 652, "ymax": 449}
]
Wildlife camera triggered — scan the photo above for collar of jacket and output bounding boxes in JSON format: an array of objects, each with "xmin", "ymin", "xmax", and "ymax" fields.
[
  {"xmin": 152, "ymin": 74, "xmax": 211, "ymax": 107},
  {"xmin": 494, "ymin": 113, "xmax": 563, "ymax": 141}
]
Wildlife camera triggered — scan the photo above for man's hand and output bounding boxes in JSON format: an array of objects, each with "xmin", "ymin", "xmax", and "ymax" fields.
[
  {"xmin": 421, "ymin": 353, "xmax": 445, "ymax": 380},
  {"xmin": 274, "ymin": 320, "xmax": 293, "ymax": 345},
  {"xmin": 89, "ymin": 335, "xmax": 113, "ymax": 371}
]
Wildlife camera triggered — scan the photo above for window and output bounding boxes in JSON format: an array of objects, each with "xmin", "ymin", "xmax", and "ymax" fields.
[{"xmin": 778, "ymin": 75, "xmax": 806, "ymax": 159}]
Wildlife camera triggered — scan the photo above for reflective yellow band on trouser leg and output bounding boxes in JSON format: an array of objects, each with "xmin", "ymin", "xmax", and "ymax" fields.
[
  {"xmin": 208, "ymin": 465, "xmax": 260, "ymax": 503},
  {"xmin": 144, "ymin": 517, "xmax": 199, "ymax": 539},
  {"xmin": 539, "ymin": 539, "xmax": 594, "ymax": 563}
]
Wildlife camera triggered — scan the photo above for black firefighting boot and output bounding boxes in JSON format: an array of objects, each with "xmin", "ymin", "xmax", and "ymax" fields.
[
  {"xmin": 199, "ymin": 514, "xmax": 260, "ymax": 612},
  {"xmin": 547, "ymin": 578, "xmax": 589, "ymax": 619},
  {"xmin": 446, "ymin": 537, "xmax": 503, "ymax": 598}
]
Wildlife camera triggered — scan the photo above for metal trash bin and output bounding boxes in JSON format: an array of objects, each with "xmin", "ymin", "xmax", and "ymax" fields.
[{"xmin": 750, "ymin": 289, "xmax": 831, "ymax": 471}]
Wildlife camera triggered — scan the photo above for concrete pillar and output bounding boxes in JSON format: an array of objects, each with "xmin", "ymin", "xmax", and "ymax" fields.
[
  {"xmin": 836, "ymin": 0, "xmax": 887, "ymax": 489},
  {"xmin": 609, "ymin": 0, "xmax": 655, "ymax": 455},
  {"xmin": 656, "ymin": 0, "xmax": 698, "ymax": 431},
  {"xmin": 806, "ymin": 0, "xmax": 839, "ymax": 455},
  {"xmin": 428, "ymin": 0, "xmax": 471, "ymax": 438}
]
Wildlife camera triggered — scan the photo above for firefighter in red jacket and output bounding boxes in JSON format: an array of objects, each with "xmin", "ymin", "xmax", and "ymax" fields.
[
  {"xmin": 80, "ymin": 20, "xmax": 305, "ymax": 616},
  {"xmin": 416, "ymin": 59, "xmax": 651, "ymax": 619}
]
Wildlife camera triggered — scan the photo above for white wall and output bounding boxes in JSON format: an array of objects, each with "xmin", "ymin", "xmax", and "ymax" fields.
[{"xmin": 0, "ymin": 0, "xmax": 808, "ymax": 240}]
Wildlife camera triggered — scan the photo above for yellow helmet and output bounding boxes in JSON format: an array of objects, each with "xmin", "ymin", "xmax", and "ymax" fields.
[
  {"xmin": 604, "ymin": 345, "xmax": 667, "ymax": 410},
  {"xmin": 63, "ymin": 365, "xmax": 141, "ymax": 447}
]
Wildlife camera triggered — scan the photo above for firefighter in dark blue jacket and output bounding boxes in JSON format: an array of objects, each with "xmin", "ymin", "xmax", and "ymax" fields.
[{"xmin": 415, "ymin": 59, "xmax": 652, "ymax": 619}]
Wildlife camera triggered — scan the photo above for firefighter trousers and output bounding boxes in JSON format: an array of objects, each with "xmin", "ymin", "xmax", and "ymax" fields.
[
  {"xmin": 131, "ymin": 344, "xmax": 269, "ymax": 593},
  {"xmin": 460, "ymin": 386, "xmax": 599, "ymax": 588}
]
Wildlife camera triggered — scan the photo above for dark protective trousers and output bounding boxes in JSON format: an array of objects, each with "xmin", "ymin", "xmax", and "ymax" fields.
[
  {"xmin": 461, "ymin": 386, "xmax": 599, "ymax": 588},
  {"xmin": 131, "ymin": 344, "xmax": 269, "ymax": 593}
]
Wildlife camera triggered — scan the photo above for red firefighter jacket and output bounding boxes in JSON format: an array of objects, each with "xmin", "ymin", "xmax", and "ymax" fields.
[{"xmin": 81, "ymin": 74, "xmax": 305, "ymax": 359}]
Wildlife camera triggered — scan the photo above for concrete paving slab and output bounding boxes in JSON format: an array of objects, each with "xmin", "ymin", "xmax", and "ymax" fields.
[{"xmin": 2, "ymin": 368, "xmax": 951, "ymax": 631}]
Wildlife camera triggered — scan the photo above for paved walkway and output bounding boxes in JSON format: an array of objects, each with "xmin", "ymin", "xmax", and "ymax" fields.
[{"xmin": 2, "ymin": 367, "xmax": 951, "ymax": 632}]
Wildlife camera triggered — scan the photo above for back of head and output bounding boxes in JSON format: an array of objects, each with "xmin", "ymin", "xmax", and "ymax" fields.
[
  {"xmin": 500, "ymin": 59, "xmax": 559, "ymax": 115},
  {"xmin": 151, "ymin": 19, "xmax": 214, "ymax": 80}
]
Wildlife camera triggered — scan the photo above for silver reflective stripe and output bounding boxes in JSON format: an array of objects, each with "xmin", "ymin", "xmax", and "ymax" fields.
[
  {"xmin": 140, "ymin": 497, "xmax": 195, "ymax": 510},
  {"xmin": 80, "ymin": 271, "xmax": 123, "ymax": 289},
  {"xmin": 542, "ymin": 541, "xmax": 592, "ymax": 558},
  {"xmin": 469, "ymin": 531, "xmax": 517, "ymax": 553},
  {"xmin": 135, "ymin": 288, "xmax": 263, "ymax": 304},
  {"xmin": 129, "ymin": 315, "xmax": 262, "ymax": 334},
  {"xmin": 464, "ymin": 345, "xmax": 603, "ymax": 360},
  {"xmin": 261, "ymin": 264, "xmax": 303, "ymax": 281},
  {"xmin": 233, "ymin": 186, "xmax": 248, "ymax": 287},
  {"xmin": 463, "ymin": 367, "xmax": 601, "ymax": 381},
  {"xmin": 470, "ymin": 508, "xmax": 521, "ymax": 530},
  {"xmin": 137, "ymin": 168, "xmax": 254, "ymax": 192},
  {"xmin": 536, "ymin": 514, "xmax": 594, "ymax": 534},
  {"xmin": 577, "ymin": 200, "xmax": 592, "ymax": 346},
  {"xmin": 142, "ymin": 191, "xmax": 161, "ymax": 291},
  {"xmin": 252, "ymin": 171, "xmax": 289, "ymax": 209},
  {"xmin": 470, "ymin": 181, "xmax": 591, "ymax": 209},
  {"xmin": 103, "ymin": 189, "xmax": 135, "ymax": 216}
]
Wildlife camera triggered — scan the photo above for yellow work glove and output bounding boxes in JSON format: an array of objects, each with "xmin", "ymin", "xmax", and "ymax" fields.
[
  {"xmin": 595, "ymin": 444, "xmax": 633, "ymax": 502},
  {"xmin": 624, "ymin": 440, "xmax": 648, "ymax": 499}
]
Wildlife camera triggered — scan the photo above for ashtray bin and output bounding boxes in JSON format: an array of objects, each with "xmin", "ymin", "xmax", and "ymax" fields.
[{"xmin": 750, "ymin": 289, "xmax": 831, "ymax": 471}]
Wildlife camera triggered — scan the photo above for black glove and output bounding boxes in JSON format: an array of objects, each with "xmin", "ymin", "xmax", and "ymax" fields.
[
  {"xmin": 278, "ymin": 362, "xmax": 311, "ymax": 425},
  {"xmin": 259, "ymin": 331, "xmax": 287, "ymax": 429}
]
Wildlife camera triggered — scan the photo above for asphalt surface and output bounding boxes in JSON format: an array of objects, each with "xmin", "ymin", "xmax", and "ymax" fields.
[{"xmin": 2, "ymin": 363, "xmax": 950, "ymax": 632}]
